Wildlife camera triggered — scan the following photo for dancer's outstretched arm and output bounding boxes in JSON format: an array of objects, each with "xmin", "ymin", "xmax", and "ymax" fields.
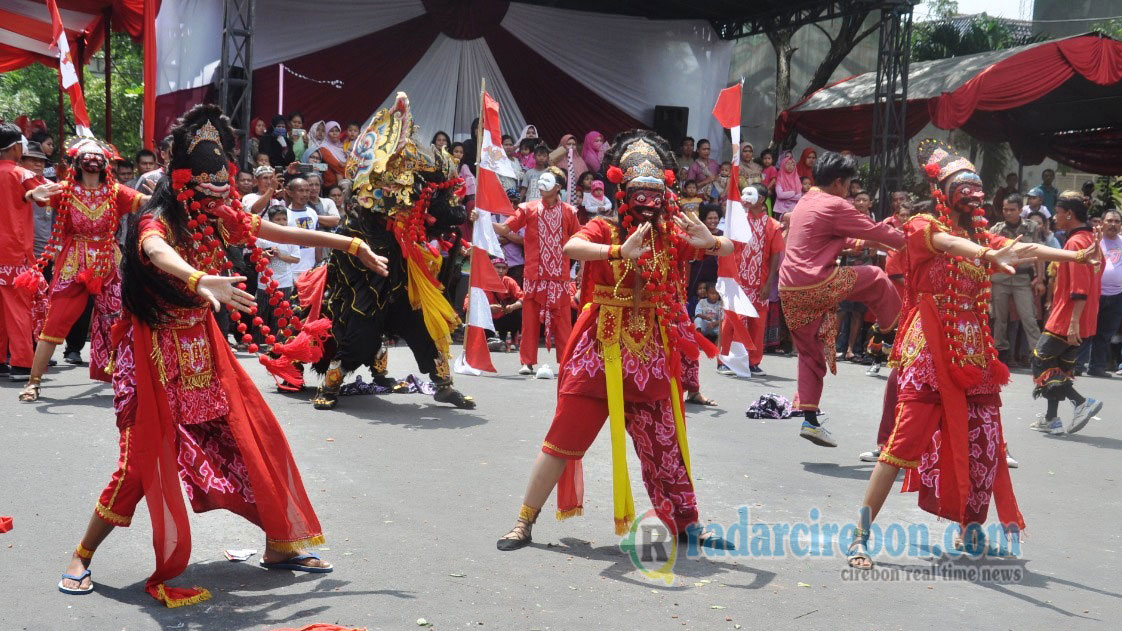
[{"xmin": 257, "ymin": 220, "xmax": 389, "ymax": 275}]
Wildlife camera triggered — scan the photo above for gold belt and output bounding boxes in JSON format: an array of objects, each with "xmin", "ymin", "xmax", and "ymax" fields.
[{"xmin": 590, "ymin": 284, "xmax": 656, "ymax": 308}]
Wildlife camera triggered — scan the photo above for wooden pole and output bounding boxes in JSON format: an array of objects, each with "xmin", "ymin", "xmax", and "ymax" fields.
[
  {"xmin": 104, "ymin": 8, "xmax": 113, "ymax": 143},
  {"xmin": 466, "ymin": 78, "xmax": 487, "ymax": 330},
  {"xmin": 57, "ymin": 78, "xmax": 65, "ymax": 162}
]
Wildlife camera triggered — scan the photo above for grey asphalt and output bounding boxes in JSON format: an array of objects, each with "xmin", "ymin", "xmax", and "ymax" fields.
[{"xmin": 1, "ymin": 343, "xmax": 1120, "ymax": 631}]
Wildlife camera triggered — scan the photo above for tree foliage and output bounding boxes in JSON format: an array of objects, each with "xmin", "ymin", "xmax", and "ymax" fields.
[{"xmin": 0, "ymin": 32, "xmax": 144, "ymax": 156}]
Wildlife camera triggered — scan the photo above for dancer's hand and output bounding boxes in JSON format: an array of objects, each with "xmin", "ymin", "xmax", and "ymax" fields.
[
  {"xmin": 985, "ymin": 236, "xmax": 1028, "ymax": 275},
  {"xmin": 1081, "ymin": 226, "xmax": 1103, "ymax": 265},
  {"xmin": 1067, "ymin": 320, "xmax": 1082, "ymax": 346},
  {"xmin": 355, "ymin": 241, "xmax": 390, "ymax": 276},
  {"xmin": 620, "ymin": 222, "xmax": 652, "ymax": 259},
  {"xmin": 673, "ymin": 212, "xmax": 717, "ymax": 249},
  {"xmin": 197, "ymin": 275, "xmax": 255, "ymax": 313},
  {"xmin": 29, "ymin": 182, "xmax": 60, "ymax": 203}
]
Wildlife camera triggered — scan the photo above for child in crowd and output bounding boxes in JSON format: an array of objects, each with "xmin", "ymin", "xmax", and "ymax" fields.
[
  {"xmin": 518, "ymin": 138, "xmax": 538, "ymax": 170},
  {"xmin": 801, "ymin": 176, "xmax": 813, "ymax": 194},
  {"xmin": 519, "ymin": 145, "xmax": 550, "ymax": 202},
  {"xmin": 582, "ymin": 179, "xmax": 613, "ymax": 218},
  {"xmin": 715, "ymin": 161, "xmax": 732, "ymax": 202},
  {"xmin": 689, "ymin": 281, "xmax": 707, "ymax": 319},
  {"xmin": 343, "ymin": 121, "xmax": 361, "ymax": 153},
  {"xmin": 678, "ymin": 180, "xmax": 704, "ymax": 217},
  {"xmin": 693, "ymin": 284, "xmax": 724, "ymax": 341},
  {"xmin": 255, "ymin": 207, "xmax": 302, "ymax": 347},
  {"xmin": 256, "ymin": 152, "xmax": 271, "ymax": 167}
]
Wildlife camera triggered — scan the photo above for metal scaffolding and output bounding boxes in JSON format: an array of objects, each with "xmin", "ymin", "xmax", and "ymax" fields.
[
  {"xmin": 218, "ymin": 0, "xmax": 254, "ymax": 165},
  {"xmin": 868, "ymin": 0, "xmax": 914, "ymax": 217}
]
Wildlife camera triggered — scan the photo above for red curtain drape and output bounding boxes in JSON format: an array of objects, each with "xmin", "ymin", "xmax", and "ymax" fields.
[
  {"xmin": 930, "ymin": 36, "xmax": 1122, "ymax": 129},
  {"xmin": 251, "ymin": 14, "xmax": 440, "ymax": 126},
  {"xmin": 484, "ymin": 26, "xmax": 643, "ymax": 148},
  {"xmin": 774, "ymin": 102, "xmax": 930, "ymax": 156}
]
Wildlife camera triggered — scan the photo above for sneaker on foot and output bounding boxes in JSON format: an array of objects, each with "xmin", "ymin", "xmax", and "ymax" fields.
[
  {"xmin": 63, "ymin": 351, "xmax": 84, "ymax": 365},
  {"xmin": 799, "ymin": 420, "xmax": 837, "ymax": 447},
  {"xmin": 534, "ymin": 364, "xmax": 555, "ymax": 379},
  {"xmin": 1046, "ymin": 417, "xmax": 1066, "ymax": 435},
  {"xmin": 1029, "ymin": 414, "xmax": 1051, "ymax": 432},
  {"xmin": 518, "ymin": 364, "xmax": 534, "ymax": 376},
  {"xmin": 8, "ymin": 366, "xmax": 30, "ymax": 382},
  {"xmin": 1068, "ymin": 398, "xmax": 1102, "ymax": 434},
  {"xmin": 1006, "ymin": 454, "xmax": 1019, "ymax": 468},
  {"xmin": 858, "ymin": 448, "xmax": 881, "ymax": 462},
  {"xmin": 716, "ymin": 364, "xmax": 734, "ymax": 376},
  {"xmin": 749, "ymin": 364, "xmax": 765, "ymax": 375},
  {"xmin": 866, "ymin": 363, "xmax": 881, "ymax": 376}
]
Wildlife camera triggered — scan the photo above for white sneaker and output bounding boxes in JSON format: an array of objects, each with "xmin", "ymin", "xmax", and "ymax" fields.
[
  {"xmin": 1006, "ymin": 455, "xmax": 1019, "ymax": 468},
  {"xmin": 866, "ymin": 363, "xmax": 881, "ymax": 376},
  {"xmin": 1029, "ymin": 414, "xmax": 1051, "ymax": 432},
  {"xmin": 1068, "ymin": 398, "xmax": 1102, "ymax": 434},
  {"xmin": 534, "ymin": 364, "xmax": 555, "ymax": 379},
  {"xmin": 1046, "ymin": 417, "xmax": 1066, "ymax": 435},
  {"xmin": 518, "ymin": 364, "xmax": 534, "ymax": 375},
  {"xmin": 716, "ymin": 364, "xmax": 735, "ymax": 376},
  {"xmin": 858, "ymin": 449, "xmax": 881, "ymax": 462},
  {"xmin": 800, "ymin": 420, "xmax": 837, "ymax": 447}
]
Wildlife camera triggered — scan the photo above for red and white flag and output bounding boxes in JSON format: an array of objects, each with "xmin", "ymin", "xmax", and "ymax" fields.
[
  {"xmin": 455, "ymin": 90, "xmax": 512, "ymax": 376},
  {"xmin": 711, "ymin": 82, "xmax": 758, "ymax": 375},
  {"xmin": 47, "ymin": 0, "xmax": 92, "ymax": 137}
]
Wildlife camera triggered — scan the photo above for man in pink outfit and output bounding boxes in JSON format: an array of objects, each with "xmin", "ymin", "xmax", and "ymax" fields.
[{"xmin": 778, "ymin": 152, "xmax": 904, "ymax": 447}]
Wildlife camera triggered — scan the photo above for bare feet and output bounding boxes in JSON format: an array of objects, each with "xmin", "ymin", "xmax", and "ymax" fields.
[{"xmin": 60, "ymin": 552, "xmax": 92, "ymax": 591}]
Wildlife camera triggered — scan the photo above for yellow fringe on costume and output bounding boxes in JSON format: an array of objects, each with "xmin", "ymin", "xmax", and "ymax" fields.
[
  {"xmin": 604, "ymin": 342, "xmax": 636, "ymax": 536},
  {"xmin": 404, "ymin": 246, "xmax": 460, "ymax": 354},
  {"xmin": 156, "ymin": 584, "xmax": 212, "ymax": 608},
  {"xmin": 265, "ymin": 534, "xmax": 327, "ymax": 555},
  {"xmin": 660, "ymin": 326, "xmax": 694, "ymax": 485},
  {"xmin": 556, "ymin": 507, "xmax": 584, "ymax": 520}
]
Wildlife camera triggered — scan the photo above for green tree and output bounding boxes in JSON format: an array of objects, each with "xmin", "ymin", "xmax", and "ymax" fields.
[
  {"xmin": 911, "ymin": 15, "xmax": 1047, "ymax": 193},
  {"xmin": 1092, "ymin": 18, "xmax": 1122, "ymax": 40},
  {"xmin": 0, "ymin": 32, "xmax": 144, "ymax": 157}
]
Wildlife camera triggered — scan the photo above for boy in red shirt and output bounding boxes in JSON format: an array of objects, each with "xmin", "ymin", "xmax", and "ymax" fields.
[
  {"xmin": 0, "ymin": 124, "xmax": 59, "ymax": 381},
  {"xmin": 1031, "ymin": 192, "xmax": 1104, "ymax": 435},
  {"xmin": 492, "ymin": 167, "xmax": 579, "ymax": 376},
  {"xmin": 463, "ymin": 257, "xmax": 524, "ymax": 351}
]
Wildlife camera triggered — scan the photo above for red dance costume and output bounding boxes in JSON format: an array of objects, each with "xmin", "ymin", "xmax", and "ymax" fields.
[
  {"xmin": 881, "ymin": 214, "xmax": 1024, "ymax": 529},
  {"xmin": 504, "ymin": 198, "xmax": 580, "ymax": 366},
  {"xmin": 39, "ymin": 181, "xmax": 141, "ymax": 380},
  {"xmin": 543, "ymin": 217, "xmax": 706, "ymax": 535},
  {"xmin": 731, "ymin": 212, "xmax": 784, "ymax": 365},
  {"xmin": 97, "ymin": 213, "xmax": 324, "ymax": 606},
  {"xmin": 778, "ymin": 190, "xmax": 904, "ymax": 411},
  {"xmin": 0, "ymin": 159, "xmax": 42, "ymax": 368}
]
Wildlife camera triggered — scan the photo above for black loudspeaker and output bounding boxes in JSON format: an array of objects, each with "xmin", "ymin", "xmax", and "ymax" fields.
[{"xmin": 653, "ymin": 105, "xmax": 689, "ymax": 148}]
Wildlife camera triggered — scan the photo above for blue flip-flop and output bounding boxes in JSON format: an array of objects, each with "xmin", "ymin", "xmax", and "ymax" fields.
[
  {"xmin": 58, "ymin": 569, "xmax": 94, "ymax": 595},
  {"xmin": 259, "ymin": 552, "xmax": 332, "ymax": 573}
]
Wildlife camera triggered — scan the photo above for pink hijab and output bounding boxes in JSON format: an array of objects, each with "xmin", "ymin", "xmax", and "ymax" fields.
[
  {"xmin": 776, "ymin": 151, "xmax": 801, "ymax": 193},
  {"xmin": 556, "ymin": 134, "xmax": 589, "ymax": 174},
  {"xmin": 581, "ymin": 131, "xmax": 606, "ymax": 174}
]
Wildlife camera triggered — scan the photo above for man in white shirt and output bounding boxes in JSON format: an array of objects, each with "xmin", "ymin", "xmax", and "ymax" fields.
[
  {"xmin": 1086, "ymin": 209, "xmax": 1122, "ymax": 377},
  {"xmin": 284, "ymin": 177, "xmax": 319, "ymax": 275},
  {"xmin": 243, "ymin": 166, "xmax": 285, "ymax": 216}
]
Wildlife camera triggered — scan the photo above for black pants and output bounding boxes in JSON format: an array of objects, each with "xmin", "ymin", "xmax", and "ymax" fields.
[
  {"xmin": 493, "ymin": 310, "xmax": 522, "ymax": 340},
  {"xmin": 332, "ymin": 294, "xmax": 440, "ymax": 376}
]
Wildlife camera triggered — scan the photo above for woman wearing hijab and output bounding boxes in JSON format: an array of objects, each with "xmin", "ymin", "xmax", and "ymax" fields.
[
  {"xmin": 796, "ymin": 147, "xmax": 817, "ymax": 184},
  {"xmin": 259, "ymin": 115, "xmax": 295, "ymax": 168},
  {"xmin": 305, "ymin": 121, "xmax": 346, "ymax": 188},
  {"xmin": 549, "ymin": 134, "xmax": 589, "ymax": 178},
  {"xmin": 516, "ymin": 124, "xmax": 538, "ymax": 147},
  {"xmin": 774, "ymin": 151, "xmax": 803, "ymax": 215},
  {"xmin": 581, "ymin": 131, "xmax": 607, "ymax": 175}
]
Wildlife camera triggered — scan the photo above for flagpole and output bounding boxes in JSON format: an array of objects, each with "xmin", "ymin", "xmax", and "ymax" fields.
[{"xmin": 467, "ymin": 77, "xmax": 487, "ymax": 341}]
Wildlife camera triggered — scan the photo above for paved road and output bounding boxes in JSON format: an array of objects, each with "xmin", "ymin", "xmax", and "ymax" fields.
[{"xmin": 1, "ymin": 344, "xmax": 1119, "ymax": 630}]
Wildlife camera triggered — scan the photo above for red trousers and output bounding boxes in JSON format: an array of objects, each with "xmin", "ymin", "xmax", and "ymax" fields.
[
  {"xmin": 520, "ymin": 293, "xmax": 572, "ymax": 366},
  {"xmin": 745, "ymin": 307, "xmax": 766, "ymax": 366},
  {"xmin": 542, "ymin": 393, "xmax": 699, "ymax": 534},
  {"xmin": 791, "ymin": 265, "xmax": 899, "ymax": 411},
  {"xmin": 39, "ymin": 282, "xmax": 93, "ymax": 342},
  {"xmin": 95, "ymin": 420, "xmax": 262, "ymax": 529},
  {"xmin": 0, "ymin": 284, "xmax": 33, "ymax": 367}
]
